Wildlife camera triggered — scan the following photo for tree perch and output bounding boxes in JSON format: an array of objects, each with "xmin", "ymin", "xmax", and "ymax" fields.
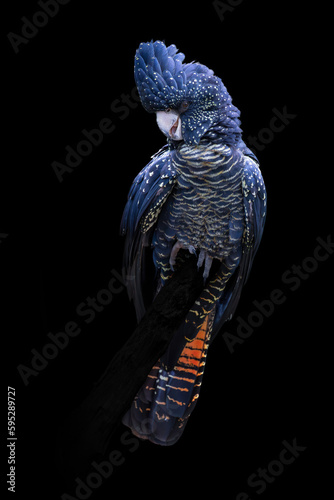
[{"xmin": 56, "ymin": 255, "xmax": 203, "ymax": 478}]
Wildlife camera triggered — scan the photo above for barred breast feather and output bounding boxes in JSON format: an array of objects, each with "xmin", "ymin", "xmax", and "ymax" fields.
[{"xmin": 152, "ymin": 141, "xmax": 246, "ymax": 273}]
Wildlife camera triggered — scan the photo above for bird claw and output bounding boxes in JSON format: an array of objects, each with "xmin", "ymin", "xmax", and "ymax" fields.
[
  {"xmin": 169, "ymin": 242, "xmax": 212, "ymax": 280},
  {"xmin": 197, "ymin": 249, "xmax": 213, "ymax": 282},
  {"xmin": 188, "ymin": 245, "xmax": 196, "ymax": 256},
  {"xmin": 169, "ymin": 241, "xmax": 182, "ymax": 271},
  {"xmin": 169, "ymin": 242, "xmax": 197, "ymax": 271}
]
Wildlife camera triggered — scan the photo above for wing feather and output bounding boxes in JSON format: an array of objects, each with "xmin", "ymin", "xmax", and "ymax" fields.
[
  {"xmin": 121, "ymin": 146, "xmax": 178, "ymax": 320},
  {"xmin": 212, "ymin": 154, "xmax": 267, "ymax": 338}
]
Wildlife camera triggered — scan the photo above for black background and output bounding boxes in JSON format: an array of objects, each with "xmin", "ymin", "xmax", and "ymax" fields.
[{"xmin": 2, "ymin": 1, "xmax": 331, "ymax": 499}]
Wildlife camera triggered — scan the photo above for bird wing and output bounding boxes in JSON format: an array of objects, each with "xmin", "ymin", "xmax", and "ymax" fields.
[
  {"xmin": 120, "ymin": 145, "xmax": 179, "ymax": 320},
  {"xmin": 212, "ymin": 153, "xmax": 267, "ymax": 338}
]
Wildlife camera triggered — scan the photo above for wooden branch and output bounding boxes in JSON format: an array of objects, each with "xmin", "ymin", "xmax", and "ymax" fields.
[{"xmin": 56, "ymin": 255, "xmax": 203, "ymax": 478}]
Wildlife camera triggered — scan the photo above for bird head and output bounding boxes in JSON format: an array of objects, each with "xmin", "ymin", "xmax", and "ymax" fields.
[{"xmin": 134, "ymin": 40, "xmax": 241, "ymax": 146}]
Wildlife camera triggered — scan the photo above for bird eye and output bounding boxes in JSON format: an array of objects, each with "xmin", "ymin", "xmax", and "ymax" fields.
[
  {"xmin": 165, "ymin": 108, "xmax": 172, "ymax": 113},
  {"xmin": 181, "ymin": 101, "xmax": 189, "ymax": 111}
]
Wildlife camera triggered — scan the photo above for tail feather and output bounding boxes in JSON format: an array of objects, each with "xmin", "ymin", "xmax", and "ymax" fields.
[{"xmin": 122, "ymin": 314, "xmax": 213, "ymax": 445}]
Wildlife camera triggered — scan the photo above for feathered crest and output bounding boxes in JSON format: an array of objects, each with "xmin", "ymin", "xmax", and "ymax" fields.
[
  {"xmin": 134, "ymin": 40, "xmax": 187, "ymax": 112},
  {"xmin": 134, "ymin": 40, "xmax": 241, "ymax": 145}
]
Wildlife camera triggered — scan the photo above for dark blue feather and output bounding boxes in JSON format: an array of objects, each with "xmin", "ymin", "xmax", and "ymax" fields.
[
  {"xmin": 166, "ymin": 44, "xmax": 178, "ymax": 57},
  {"xmin": 122, "ymin": 40, "xmax": 267, "ymax": 445},
  {"xmin": 211, "ymin": 155, "xmax": 267, "ymax": 338},
  {"xmin": 121, "ymin": 146, "xmax": 178, "ymax": 320}
]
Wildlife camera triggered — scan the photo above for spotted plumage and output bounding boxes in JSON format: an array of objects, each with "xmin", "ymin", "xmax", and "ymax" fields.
[{"xmin": 121, "ymin": 41, "xmax": 266, "ymax": 445}]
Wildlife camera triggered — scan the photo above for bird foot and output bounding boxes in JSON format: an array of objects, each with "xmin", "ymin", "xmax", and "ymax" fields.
[
  {"xmin": 197, "ymin": 249, "xmax": 213, "ymax": 281},
  {"xmin": 169, "ymin": 242, "xmax": 213, "ymax": 280},
  {"xmin": 169, "ymin": 241, "xmax": 196, "ymax": 271}
]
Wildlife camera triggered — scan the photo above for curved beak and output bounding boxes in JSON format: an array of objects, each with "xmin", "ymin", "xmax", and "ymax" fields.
[{"xmin": 156, "ymin": 110, "xmax": 183, "ymax": 141}]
